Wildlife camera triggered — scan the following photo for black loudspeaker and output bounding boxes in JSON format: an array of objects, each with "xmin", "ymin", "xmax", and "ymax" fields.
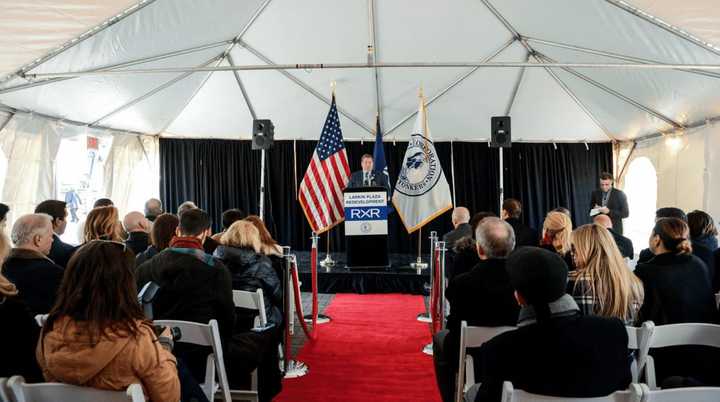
[
  {"xmin": 252, "ymin": 119, "xmax": 275, "ymax": 150},
  {"xmin": 490, "ymin": 116, "xmax": 511, "ymax": 148}
]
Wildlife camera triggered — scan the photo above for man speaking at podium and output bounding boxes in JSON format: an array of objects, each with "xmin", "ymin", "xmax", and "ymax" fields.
[{"xmin": 348, "ymin": 154, "xmax": 390, "ymax": 191}]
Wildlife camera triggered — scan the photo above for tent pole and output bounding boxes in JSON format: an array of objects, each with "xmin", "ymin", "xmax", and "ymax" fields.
[
  {"xmin": 368, "ymin": 0, "xmax": 381, "ymax": 117},
  {"xmin": 498, "ymin": 147, "xmax": 504, "ymax": 213},
  {"xmin": 384, "ymin": 37, "xmax": 515, "ymax": 136},
  {"xmin": 537, "ymin": 53, "xmax": 685, "ymax": 129}
]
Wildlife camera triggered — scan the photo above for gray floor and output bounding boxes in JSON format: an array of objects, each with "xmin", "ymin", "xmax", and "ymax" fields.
[{"xmin": 288, "ymin": 292, "xmax": 335, "ymax": 357}]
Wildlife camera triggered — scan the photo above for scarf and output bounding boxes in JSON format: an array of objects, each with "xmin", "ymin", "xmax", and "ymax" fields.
[
  {"xmin": 168, "ymin": 236, "xmax": 216, "ymax": 267},
  {"xmin": 517, "ymin": 294, "xmax": 580, "ymax": 327}
]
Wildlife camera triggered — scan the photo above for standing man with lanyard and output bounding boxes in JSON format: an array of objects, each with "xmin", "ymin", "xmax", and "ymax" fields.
[{"xmin": 590, "ymin": 172, "xmax": 629, "ymax": 235}]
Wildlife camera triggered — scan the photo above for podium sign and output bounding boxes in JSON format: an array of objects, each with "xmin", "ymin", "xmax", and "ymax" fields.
[{"xmin": 344, "ymin": 191, "xmax": 388, "ymax": 236}]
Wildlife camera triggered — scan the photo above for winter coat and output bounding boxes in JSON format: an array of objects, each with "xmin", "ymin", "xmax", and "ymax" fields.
[
  {"xmin": 2, "ymin": 248, "xmax": 64, "ymax": 315},
  {"xmin": 214, "ymin": 245, "xmax": 283, "ymax": 329},
  {"xmin": 37, "ymin": 316, "xmax": 180, "ymax": 402}
]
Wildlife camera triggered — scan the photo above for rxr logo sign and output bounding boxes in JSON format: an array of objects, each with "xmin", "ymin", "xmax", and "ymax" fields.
[{"xmin": 350, "ymin": 208, "xmax": 381, "ymax": 220}]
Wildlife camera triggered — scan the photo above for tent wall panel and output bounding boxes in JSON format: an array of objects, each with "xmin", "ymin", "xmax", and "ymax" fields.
[{"xmin": 160, "ymin": 138, "xmax": 611, "ymax": 252}]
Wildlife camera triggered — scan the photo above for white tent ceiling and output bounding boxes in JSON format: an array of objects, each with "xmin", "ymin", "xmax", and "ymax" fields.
[{"xmin": 2, "ymin": 0, "xmax": 720, "ymax": 142}]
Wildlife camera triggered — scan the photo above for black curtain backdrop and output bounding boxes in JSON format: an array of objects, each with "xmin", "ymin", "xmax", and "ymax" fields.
[{"xmin": 160, "ymin": 139, "xmax": 611, "ymax": 253}]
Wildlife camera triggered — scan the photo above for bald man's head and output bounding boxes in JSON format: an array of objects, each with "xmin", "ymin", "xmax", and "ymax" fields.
[
  {"xmin": 593, "ymin": 214, "xmax": 613, "ymax": 229},
  {"xmin": 452, "ymin": 207, "xmax": 470, "ymax": 228},
  {"xmin": 123, "ymin": 211, "xmax": 151, "ymax": 233}
]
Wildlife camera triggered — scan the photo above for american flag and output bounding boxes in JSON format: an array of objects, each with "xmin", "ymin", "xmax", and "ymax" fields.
[{"xmin": 298, "ymin": 95, "xmax": 351, "ymax": 233}]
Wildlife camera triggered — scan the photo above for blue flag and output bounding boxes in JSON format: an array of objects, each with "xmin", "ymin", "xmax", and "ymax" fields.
[{"xmin": 373, "ymin": 115, "xmax": 388, "ymax": 179}]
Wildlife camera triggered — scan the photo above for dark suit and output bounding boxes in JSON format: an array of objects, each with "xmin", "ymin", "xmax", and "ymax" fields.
[
  {"xmin": 505, "ymin": 217, "xmax": 539, "ymax": 248},
  {"xmin": 347, "ymin": 170, "xmax": 390, "ymax": 192},
  {"xmin": 442, "ymin": 223, "xmax": 472, "ymax": 249},
  {"xmin": 3, "ymin": 249, "xmax": 64, "ymax": 315},
  {"xmin": 590, "ymin": 188, "xmax": 629, "ymax": 235},
  {"xmin": 609, "ymin": 229, "xmax": 634, "ymax": 259},
  {"xmin": 125, "ymin": 231, "xmax": 150, "ymax": 255},
  {"xmin": 48, "ymin": 234, "xmax": 76, "ymax": 268}
]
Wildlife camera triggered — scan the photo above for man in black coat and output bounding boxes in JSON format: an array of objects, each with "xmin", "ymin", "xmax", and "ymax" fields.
[
  {"xmin": 593, "ymin": 214, "xmax": 634, "ymax": 259},
  {"xmin": 589, "ymin": 172, "xmax": 629, "ymax": 235},
  {"xmin": 442, "ymin": 207, "xmax": 472, "ymax": 249},
  {"xmin": 34, "ymin": 199, "xmax": 76, "ymax": 268},
  {"xmin": 3, "ymin": 214, "xmax": 64, "ymax": 315},
  {"xmin": 122, "ymin": 211, "xmax": 151, "ymax": 255},
  {"xmin": 501, "ymin": 199, "xmax": 538, "ymax": 248},
  {"xmin": 470, "ymin": 247, "xmax": 632, "ymax": 402},
  {"xmin": 347, "ymin": 154, "xmax": 390, "ymax": 191},
  {"xmin": 433, "ymin": 217, "xmax": 519, "ymax": 402}
]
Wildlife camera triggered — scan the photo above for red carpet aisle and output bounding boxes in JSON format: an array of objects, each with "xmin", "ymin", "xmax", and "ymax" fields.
[{"xmin": 276, "ymin": 294, "xmax": 441, "ymax": 402}]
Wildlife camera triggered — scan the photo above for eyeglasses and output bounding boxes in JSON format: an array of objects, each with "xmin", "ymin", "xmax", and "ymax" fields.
[{"xmin": 91, "ymin": 239, "xmax": 128, "ymax": 252}]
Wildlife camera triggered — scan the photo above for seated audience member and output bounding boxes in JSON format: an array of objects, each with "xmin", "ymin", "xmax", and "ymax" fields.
[
  {"xmin": 3, "ymin": 214, "xmax": 63, "ymax": 314},
  {"xmin": 216, "ymin": 220, "xmax": 282, "ymax": 328},
  {"xmin": 552, "ymin": 206, "xmax": 572, "ymax": 217},
  {"xmin": 433, "ymin": 217, "xmax": 519, "ymax": 402},
  {"xmin": 245, "ymin": 215, "xmax": 283, "ymax": 257},
  {"xmin": 211, "ymin": 208, "xmax": 247, "ymax": 242},
  {"xmin": 442, "ymin": 207, "xmax": 472, "ymax": 249},
  {"xmin": 144, "ymin": 198, "xmax": 164, "ymax": 222},
  {"xmin": 136, "ymin": 213, "xmax": 179, "ymax": 267},
  {"xmin": 93, "ymin": 198, "xmax": 114, "ymax": 208},
  {"xmin": 137, "ymin": 209, "xmax": 279, "ymax": 401},
  {"xmin": 540, "ymin": 211, "xmax": 574, "ymax": 269},
  {"xmin": 34, "ymin": 200, "xmax": 76, "ymax": 268},
  {"xmin": 0, "ymin": 227, "xmax": 43, "ymax": 382},
  {"xmin": 450, "ymin": 212, "xmax": 496, "ymax": 280},
  {"xmin": 83, "ymin": 206, "xmax": 123, "ymax": 243},
  {"xmin": 123, "ymin": 211, "xmax": 151, "ymax": 255},
  {"xmin": 470, "ymin": 247, "xmax": 631, "ymax": 402},
  {"xmin": 38, "ymin": 241, "xmax": 180, "ymax": 401},
  {"xmin": 568, "ymin": 224, "xmax": 644, "ymax": 324},
  {"xmin": 593, "ymin": 214, "xmax": 634, "ymax": 259},
  {"xmin": 501, "ymin": 199, "xmax": 539, "ymax": 247},
  {"xmin": 634, "ymin": 217, "xmax": 720, "ymax": 387},
  {"xmin": 178, "ymin": 201, "xmax": 219, "ymax": 255},
  {"xmin": 637, "ymin": 207, "xmax": 687, "ymax": 263},
  {"xmin": 687, "ymin": 210, "xmax": 718, "ymax": 291}
]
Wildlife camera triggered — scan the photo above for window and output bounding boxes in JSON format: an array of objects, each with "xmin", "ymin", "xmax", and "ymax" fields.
[{"xmin": 623, "ymin": 157, "xmax": 657, "ymax": 258}]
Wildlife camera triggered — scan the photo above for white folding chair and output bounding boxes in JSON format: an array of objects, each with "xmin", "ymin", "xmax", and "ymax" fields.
[
  {"xmin": 714, "ymin": 292, "xmax": 720, "ymax": 309},
  {"xmin": 500, "ymin": 381, "xmax": 643, "ymax": 402},
  {"xmin": 231, "ymin": 289, "xmax": 267, "ymax": 401},
  {"xmin": 154, "ymin": 319, "xmax": 232, "ymax": 402},
  {"xmin": 643, "ymin": 322, "xmax": 720, "ymax": 389},
  {"xmin": 455, "ymin": 321, "xmax": 515, "ymax": 402},
  {"xmin": 639, "ymin": 383, "xmax": 720, "ymax": 402},
  {"xmin": 7, "ymin": 376, "xmax": 144, "ymax": 402},
  {"xmin": 233, "ymin": 289, "xmax": 268, "ymax": 328},
  {"xmin": 0, "ymin": 378, "xmax": 12, "ymax": 402},
  {"xmin": 626, "ymin": 322, "xmax": 654, "ymax": 383}
]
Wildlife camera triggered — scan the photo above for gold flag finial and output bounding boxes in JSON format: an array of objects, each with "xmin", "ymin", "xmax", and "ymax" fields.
[{"xmin": 331, "ymin": 81, "xmax": 337, "ymax": 96}]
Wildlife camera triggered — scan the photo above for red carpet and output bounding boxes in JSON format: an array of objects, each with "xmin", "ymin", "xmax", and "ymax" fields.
[{"xmin": 276, "ymin": 294, "xmax": 441, "ymax": 402}]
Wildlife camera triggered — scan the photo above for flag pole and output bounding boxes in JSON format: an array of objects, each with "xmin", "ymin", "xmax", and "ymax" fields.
[
  {"xmin": 320, "ymin": 80, "xmax": 338, "ymax": 271},
  {"xmin": 410, "ymin": 227, "xmax": 428, "ymax": 271}
]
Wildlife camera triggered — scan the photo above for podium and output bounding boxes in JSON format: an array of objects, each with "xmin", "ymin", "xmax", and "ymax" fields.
[{"xmin": 344, "ymin": 186, "xmax": 390, "ymax": 269}]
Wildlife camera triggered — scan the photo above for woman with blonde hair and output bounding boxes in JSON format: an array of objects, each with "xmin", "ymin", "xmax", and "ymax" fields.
[
  {"xmin": 244, "ymin": 215, "xmax": 283, "ymax": 257},
  {"xmin": 540, "ymin": 211, "xmax": 574, "ymax": 269},
  {"xmin": 569, "ymin": 224, "xmax": 644, "ymax": 324},
  {"xmin": 83, "ymin": 206, "xmax": 123, "ymax": 242}
]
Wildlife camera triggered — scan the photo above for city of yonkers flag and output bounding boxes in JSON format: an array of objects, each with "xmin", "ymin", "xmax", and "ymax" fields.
[{"xmin": 392, "ymin": 95, "xmax": 452, "ymax": 233}]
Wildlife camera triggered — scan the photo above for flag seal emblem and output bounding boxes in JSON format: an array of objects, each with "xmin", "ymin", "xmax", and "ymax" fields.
[{"xmin": 395, "ymin": 134, "xmax": 441, "ymax": 197}]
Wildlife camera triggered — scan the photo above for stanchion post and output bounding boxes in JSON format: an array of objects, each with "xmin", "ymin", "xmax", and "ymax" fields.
[
  {"xmin": 437, "ymin": 240, "xmax": 447, "ymax": 330},
  {"xmin": 282, "ymin": 246, "xmax": 309, "ymax": 379},
  {"xmin": 417, "ymin": 231, "xmax": 438, "ymax": 323},
  {"xmin": 305, "ymin": 232, "xmax": 331, "ymax": 324}
]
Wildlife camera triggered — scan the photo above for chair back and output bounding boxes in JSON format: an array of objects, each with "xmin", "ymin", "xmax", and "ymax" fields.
[
  {"xmin": 232, "ymin": 289, "xmax": 268, "ymax": 327},
  {"xmin": 639, "ymin": 383, "xmax": 720, "ymax": 402},
  {"xmin": 643, "ymin": 322, "xmax": 720, "ymax": 389},
  {"xmin": 7, "ymin": 376, "xmax": 144, "ymax": 402},
  {"xmin": 715, "ymin": 292, "xmax": 719, "ymax": 309},
  {"xmin": 0, "ymin": 378, "xmax": 12, "ymax": 402},
  {"xmin": 456, "ymin": 321, "xmax": 515, "ymax": 402},
  {"xmin": 501, "ymin": 381, "xmax": 643, "ymax": 402},
  {"xmin": 625, "ymin": 321, "xmax": 653, "ymax": 382},
  {"xmin": 153, "ymin": 319, "xmax": 231, "ymax": 402}
]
